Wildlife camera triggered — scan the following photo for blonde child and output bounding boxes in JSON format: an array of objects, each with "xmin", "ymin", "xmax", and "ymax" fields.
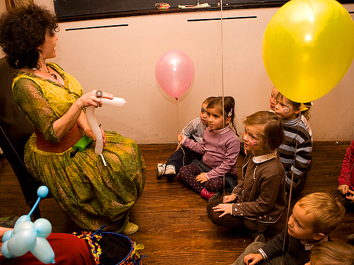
[
  {"xmin": 305, "ymin": 241, "xmax": 354, "ymax": 265},
  {"xmin": 269, "ymin": 87, "xmax": 313, "ymax": 138},
  {"xmin": 156, "ymin": 96, "xmax": 215, "ymax": 178},
  {"xmin": 207, "ymin": 111, "xmax": 286, "ymax": 237},
  {"xmin": 177, "ymin": 96, "xmax": 240, "ymax": 200},
  {"xmin": 274, "ymin": 92, "xmax": 313, "ymax": 197},
  {"xmin": 232, "ymin": 192, "xmax": 345, "ymax": 265},
  {"xmin": 269, "ymin": 87, "xmax": 278, "ymax": 111}
]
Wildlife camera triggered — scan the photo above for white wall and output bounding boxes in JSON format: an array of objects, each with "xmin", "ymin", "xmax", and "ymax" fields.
[{"xmin": 1, "ymin": 1, "xmax": 354, "ymax": 143}]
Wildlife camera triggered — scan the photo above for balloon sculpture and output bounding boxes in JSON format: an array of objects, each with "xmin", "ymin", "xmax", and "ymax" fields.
[
  {"xmin": 86, "ymin": 97, "xmax": 126, "ymax": 156},
  {"xmin": 1, "ymin": 186, "xmax": 55, "ymax": 264},
  {"xmin": 262, "ymin": 0, "xmax": 354, "ymax": 103},
  {"xmin": 155, "ymin": 49, "xmax": 195, "ymax": 100}
]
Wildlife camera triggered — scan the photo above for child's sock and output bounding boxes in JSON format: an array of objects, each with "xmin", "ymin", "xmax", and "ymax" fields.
[{"xmin": 165, "ymin": 165, "xmax": 176, "ymax": 176}]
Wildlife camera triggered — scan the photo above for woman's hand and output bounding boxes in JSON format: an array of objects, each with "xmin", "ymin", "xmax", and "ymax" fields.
[
  {"xmin": 212, "ymin": 203, "xmax": 232, "ymax": 218},
  {"xmin": 223, "ymin": 194, "xmax": 237, "ymax": 203},
  {"xmin": 195, "ymin": 173, "xmax": 208, "ymax": 183},
  {"xmin": 338, "ymin": 184, "xmax": 349, "ymax": 195},
  {"xmin": 76, "ymin": 90, "xmax": 113, "ymax": 109},
  {"xmin": 85, "ymin": 128, "xmax": 106, "ymax": 144},
  {"xmin": 244, "ymin": 253, "xmax": 263, "ymax": 265}
]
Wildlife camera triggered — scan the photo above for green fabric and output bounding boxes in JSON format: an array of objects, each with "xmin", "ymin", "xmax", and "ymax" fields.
[{"xmin": 12, "ymin": 63, "xmax": 146, "ymax": 232}]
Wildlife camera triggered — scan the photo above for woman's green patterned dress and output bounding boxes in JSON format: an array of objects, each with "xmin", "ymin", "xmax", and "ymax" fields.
[{"xmin": 12, "ymin": 63, "xmax": 146, "ymax": 232}]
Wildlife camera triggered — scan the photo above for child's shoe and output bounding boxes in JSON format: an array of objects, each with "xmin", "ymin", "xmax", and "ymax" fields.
[
  {"xmin": 156, "ymin": 163, "xmax": 166, "ymax": 179},
  {"xmin": 165, "ymin": 165, "xmax": 176, "ymax": 176},
  {"xmin": 200, "ymin": 188, "xmax": 215, "ymax": 200}
]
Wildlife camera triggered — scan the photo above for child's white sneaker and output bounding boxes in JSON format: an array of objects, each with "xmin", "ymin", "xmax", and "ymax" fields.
[
  {"xmin": 165, "ymin": 165, "xmax": 176, "ymax": 176},
  {"xmin": 156, "ymin": 163, "xmax": 166, "ymax": 179}
]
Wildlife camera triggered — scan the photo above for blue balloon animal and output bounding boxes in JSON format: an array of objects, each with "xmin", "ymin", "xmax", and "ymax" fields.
[{"xmin": 1, "ymin": 186, "xmax": 55, "ymax": 264}]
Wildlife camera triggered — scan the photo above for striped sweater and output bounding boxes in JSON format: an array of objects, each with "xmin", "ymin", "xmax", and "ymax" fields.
[{"xmin": 278, "ymin": 115, "xmax": 312, "ymax": 191}]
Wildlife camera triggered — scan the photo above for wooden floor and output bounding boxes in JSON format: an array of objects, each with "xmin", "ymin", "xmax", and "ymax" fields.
[{"xmin": 1, "ymin": 142, "xmax": 354, "ymax": 264}]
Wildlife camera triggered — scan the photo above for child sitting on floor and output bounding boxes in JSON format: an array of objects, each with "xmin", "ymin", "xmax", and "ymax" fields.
[
  {"xmin": 274, "ymin": 92, "xmax": 313, "ymax": 197},
  {"xmin": 177, "ymin": 96, "xmax": 240, "ymax": 200},
  {"xmin": 156, "ymin": 96, "xmax": 215, "ymax": 178},
  {"xmin": 334, "ymin": 139, "xmax": 354, "ymax": 209},
  {"xmin": 305, "ymin": 241, "xmax": 354, "ymax": 265},
  {"xmin": 231, "ymin": 192, "xmax": 345, "ymax": 265},
  {"xmin": 269, "ymin": 87, "xmax": 313, "ymax": 139},
  {"xmin": 207, "ymin": 111, "xmax": 286, "ymax": 238}
]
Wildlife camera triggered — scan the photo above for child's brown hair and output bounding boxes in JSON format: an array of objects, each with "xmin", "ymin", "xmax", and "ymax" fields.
[
  {"xmin": 296, "ymin": 192, "xmax": 345, "ymax": 235},
  {"xmin": 243, "ymin": 111, "xmax": 284, "ymax": 153},
  {"xmin": 203, "ymin": 96, "xmax": 216, "ymax": 106},
  {"xmin": 207, "ymin": 96, "xmax": 237, "ymax": 134},
  {"xmin": 276, "ymin": 93, "xmax": 312, "ymax": 120},
  {"xmin": 310, "ymin": 241, "xmax": 354, "ymax": 265}
]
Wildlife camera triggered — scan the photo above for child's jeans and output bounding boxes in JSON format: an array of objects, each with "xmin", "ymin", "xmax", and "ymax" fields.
[{"xmin": 166, "ymin": 146, "xmax": 202, "ymax": 175}]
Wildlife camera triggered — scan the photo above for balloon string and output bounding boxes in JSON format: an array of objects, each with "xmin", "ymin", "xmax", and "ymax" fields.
[
  {"xmin": 220, "ymin": 0, "xmax": 224, "ymax": 100},
  {"xmin": 177, "ymin": 100, "xmax": 180, "ymax": 141},
  {"xmin": 282, "ymin": 111, "xmax": 301, "ymax": 263},
  {"xmin": 220, "ymin": 0, "xmax": 226, "ymax": 197}
]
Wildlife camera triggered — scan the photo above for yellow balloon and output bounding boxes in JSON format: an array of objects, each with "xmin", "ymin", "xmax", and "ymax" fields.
[{"xmin": 262, "ymin": 0, "xmax": 354, "ymax": 103}]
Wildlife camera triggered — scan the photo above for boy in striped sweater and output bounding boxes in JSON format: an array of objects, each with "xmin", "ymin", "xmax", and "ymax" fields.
[{"xmin": 274, "ymin": 92, "xmax": 313, "ymax": 198}]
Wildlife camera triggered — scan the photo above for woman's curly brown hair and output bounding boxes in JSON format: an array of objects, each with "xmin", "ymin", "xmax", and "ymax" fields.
[{"xmin": 0, "ymin": 4, "xmax": 58, "ymax": 69}]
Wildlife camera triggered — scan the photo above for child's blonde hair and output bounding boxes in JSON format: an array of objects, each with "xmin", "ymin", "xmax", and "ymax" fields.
[
  {"xmin": 310, "ymin": 241, "xmax": 354, "ymax": 265},
  {"xmin": 296, "ymin": 192, "xmax": 345, "ymax": 235},
  {"xmin": 276, "ymin": 93, "xmax": 312, "ymax": 120},
  {"xmin": 243, "ymin": 111, "xmax": 284, "ymax": 153},
  {"xmin": 207, "ymin": 96, "xmax": 237, "ymax": 134}
]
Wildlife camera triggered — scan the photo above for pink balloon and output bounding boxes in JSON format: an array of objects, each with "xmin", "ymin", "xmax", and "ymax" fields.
[{"xmin": 155, "ymin": 50, "xmax": 195, "ymax": 99}]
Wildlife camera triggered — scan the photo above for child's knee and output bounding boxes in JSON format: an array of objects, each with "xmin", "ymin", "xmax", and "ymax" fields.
[
  {"xmin": 178, "ymin": 166, "xmax": 189, "ymax": 179},
  {"xmin": 207, "ymin": 199, "xmax": 224, "ymax": 222}
]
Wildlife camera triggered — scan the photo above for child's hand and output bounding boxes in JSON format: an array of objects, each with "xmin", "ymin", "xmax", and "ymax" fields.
[
  {"xmin": 196, "ymin": 173, "xmax": 208, "ymax": 183},
  {"xmin": 212, "ymin": 203, "xmax": 232, "ymax": 218},
  {"xmin": 177, "ymin": 134, "xmax": 185, "ymax": 144},
  {"xmin": 223, "ymin": 194, "xmax": 237, "ymax": 203},
  {"xmin": 338, "ymin": 184, "xmax": 349, "ymax": 195},
  {"xmin": 346, "ymin": 189, "xmax": 354, "ymax": 203},
  {"xmin": 244, "ymin": 253, "xmax": 263, "ymax": 265}
]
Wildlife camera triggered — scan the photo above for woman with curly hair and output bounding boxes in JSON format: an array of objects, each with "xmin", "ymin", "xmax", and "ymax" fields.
[{"xmin": 0, "ymin": 5, "xmax": 146, "ymax": 234}]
